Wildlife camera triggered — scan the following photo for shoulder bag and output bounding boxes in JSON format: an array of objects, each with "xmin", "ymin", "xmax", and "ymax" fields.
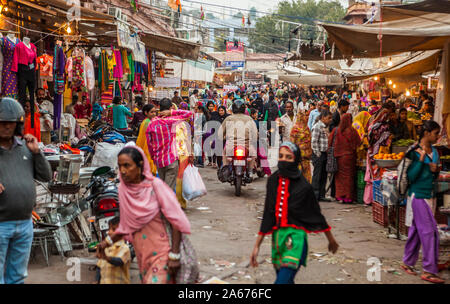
[
  {"xmin": 326, "ymin": 130, "xmax": 338, "ymax": 173},
  {"xmin": 161, "ymin": 214, "xmax": 200, "ymax": 284}
]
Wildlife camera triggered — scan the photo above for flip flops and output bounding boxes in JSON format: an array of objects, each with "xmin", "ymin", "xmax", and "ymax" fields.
[
  {"xmin": 401, "ymin": 264, "xmax": 417, "ymax": 276},
  {"xmin": 421, "ymin": 273, "xmax": 445, "ymax": 284}
]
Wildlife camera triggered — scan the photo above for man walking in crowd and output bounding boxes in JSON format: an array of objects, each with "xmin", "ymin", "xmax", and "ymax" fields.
[
  {"xmin": 329, "ymin": 99, "xmax": 350, "ymax": 132},
  {"xmin": 172, "ymin": 91, "xmax": 183, "ymax": 106},
  {"xmin": 36, "ymin": 88, "xmax": 53, "ymax": 145},
  {"xmin": 308, "ymin": 101, "xmax": 324, "ymax": 130},
  {"xmin": 146, "ymin": 98, "xmax": 193, "ymax": 189},
  {"xmin": 189, "ymin": 89, "xmax": 199, "ymax": 111},
  {"xmin": 311, "ymin": 109, "xmax": 333, "ymax": 201},
  {"xmin": 0, "ymin": 98, "xmax": 52, "ymax": 284},
  {"xmin": 279, "ymin": 101, "xmax": 296, "ymax": 142}
]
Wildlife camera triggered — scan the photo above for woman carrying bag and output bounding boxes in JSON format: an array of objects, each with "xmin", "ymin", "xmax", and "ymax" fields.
[{"xmin": 98, "ymin": 144, "xmax": 199, "ymax": 284}]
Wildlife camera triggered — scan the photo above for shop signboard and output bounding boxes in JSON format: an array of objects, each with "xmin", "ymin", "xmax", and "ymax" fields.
[
  {"xmin": 225, "ymin": 61, "xmax": 244, "ymax": 69},
  {"xmin": 223, "ymin": 85, "xmax": 238, "ymax": 93},
  {"xmin": 181, "ymin": 86, "xmax": 189, "ymax": 97},
  {"xmin": 226, "ymin": 42, "xmax": 244, "ymax": 53},
  {"xmin": 155, "ymin": 77, "xmax": 181, "ymax": 88}
]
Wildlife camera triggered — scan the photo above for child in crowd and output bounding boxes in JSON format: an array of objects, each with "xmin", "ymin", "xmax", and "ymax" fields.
[{"xmin": 95, "ymin": 217, "xmax": 131, "ymax": 284}]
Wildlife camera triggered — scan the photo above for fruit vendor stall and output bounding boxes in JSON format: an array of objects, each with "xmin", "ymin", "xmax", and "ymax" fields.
[{"xmin": 370, "ymin": 140, "xmax": 450, "ymax": 245}]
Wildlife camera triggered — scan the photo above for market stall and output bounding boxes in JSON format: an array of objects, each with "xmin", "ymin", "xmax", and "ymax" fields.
[{"xmin": 0, "ymin": 0, "xmax": 202, "ymax": 265}]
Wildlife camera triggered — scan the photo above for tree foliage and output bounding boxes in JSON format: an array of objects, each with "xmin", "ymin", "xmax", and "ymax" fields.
[{"xmin": 249, "ymin": 0, "xmax": 345, "ymax": 53}]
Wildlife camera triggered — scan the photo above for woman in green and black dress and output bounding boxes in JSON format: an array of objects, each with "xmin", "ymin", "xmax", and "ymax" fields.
[{"xmin": 250, "ymin": 141, "xmax": 339, "ymax": 284}]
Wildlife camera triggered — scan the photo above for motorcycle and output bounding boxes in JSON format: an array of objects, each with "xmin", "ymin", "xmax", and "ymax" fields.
[
  {"xmin": 75, "ymin": 123, "xmax": 136, "ymax": 166},
  {"xmin": 219, "ymin": 146, "xmax": 253, "ymax": 196},
  {"xmin": 83, "ymin": 166, "xmax": 136, "ymax": 260},
  {"xmin": 84, "ymin": 166, "xmax": 119, "ymax": 241}
]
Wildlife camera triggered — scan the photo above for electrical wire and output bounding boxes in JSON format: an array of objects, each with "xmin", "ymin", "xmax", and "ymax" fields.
[{"xmin": 182, "ymin": 0, "xmax": 346, "ymax": 24}]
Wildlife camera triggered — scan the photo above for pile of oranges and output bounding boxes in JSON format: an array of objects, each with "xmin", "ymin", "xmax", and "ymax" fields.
[{"xmin": 374, "ymin": 152, "xmax": 405, "ymax": 160}]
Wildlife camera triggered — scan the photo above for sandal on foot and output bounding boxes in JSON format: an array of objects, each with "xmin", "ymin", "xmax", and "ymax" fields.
[
  {"xmin": 421, "ymin": 273, "xmax": 445, "ymax": 284},
  {"xmin": 401, "ymin": 264, "xmax": 417, "ymax": 276}
]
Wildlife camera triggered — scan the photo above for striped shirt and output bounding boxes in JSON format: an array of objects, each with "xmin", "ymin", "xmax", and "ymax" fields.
[
  {"xmin": 311, "ymin": 120, "xmax": 329, "ymax": 157},
  {"xmin": 146, "ymin": 110, "xmax": 193, "ymax": 168}
]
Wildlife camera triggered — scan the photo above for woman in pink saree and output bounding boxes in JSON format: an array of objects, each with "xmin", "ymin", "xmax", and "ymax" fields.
[{"xmin": 98, "ymin": 144, "xmax": 191, "ymax": 284}]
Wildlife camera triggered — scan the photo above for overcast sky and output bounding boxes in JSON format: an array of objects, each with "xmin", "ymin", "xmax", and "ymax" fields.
[{"xmin": 183, "ymin": 0, "xmax": 351, "ymax": 15}]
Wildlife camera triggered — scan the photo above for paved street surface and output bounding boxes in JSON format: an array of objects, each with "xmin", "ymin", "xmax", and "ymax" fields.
[{"xmin": 26, "ymin": 165, "xmax": 449, "ymax": 284}]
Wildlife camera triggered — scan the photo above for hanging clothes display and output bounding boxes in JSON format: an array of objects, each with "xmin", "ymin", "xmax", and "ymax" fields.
[
  {"xmin": 84, "ymin": 55, "xmax": 95, "ymax": 91},
  {"xmin": 37, "ymin": 53, "xmax": 53, "ymax": 90},
  {"xmin": 53, "ymin": 44, "xmax": 66, "ymax": 130},
  {"xmin": 113, "ymin": 49, "xmax": 123, "ymax": 79},
  {"xmin": 12, "ymin": 40, "xmax": 38, "ymax": 127},
  {"xmin": 122, "ymin": 49, "xmax": 129, "ymax": 74},
  {"xmin": 1, "ymin": 36, "xmax": 20, "ymax": 98},
  {"xmin": 0, "ymin": 43, "xmax": 3, "ymax": 94}
]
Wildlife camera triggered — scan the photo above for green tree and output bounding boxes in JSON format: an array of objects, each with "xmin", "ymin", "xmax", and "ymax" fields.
[
  {"xmin": 213, "ymin": 34, "xmax": 227, "ymax": 52},
  {"xmin": 249, "ymin": 0, "xmax": 345, "ymax": 53}
]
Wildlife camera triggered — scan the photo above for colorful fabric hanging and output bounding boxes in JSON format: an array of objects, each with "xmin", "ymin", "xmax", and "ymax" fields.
[{"xmin": 53, "ymin": 45, "xmax": 65, "ymax": 130}]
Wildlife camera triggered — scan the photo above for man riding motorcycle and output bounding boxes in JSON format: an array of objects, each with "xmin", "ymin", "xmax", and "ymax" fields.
[{"xmin": 218, "ymin": 99, "xmax": 258, "ymax": 179}]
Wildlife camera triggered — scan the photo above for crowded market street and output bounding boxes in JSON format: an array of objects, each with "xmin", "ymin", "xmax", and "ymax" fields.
[
  {"xmin": 25, "ymin": 164, "xmax": 450, "ymax": 284},
  {"xmin": 1, "ymin": 0, "xmax": 450, "ymax": 291}
]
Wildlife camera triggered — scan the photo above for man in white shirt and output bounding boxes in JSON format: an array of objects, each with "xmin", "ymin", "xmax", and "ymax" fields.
[
  {"xmin": 279, "ymin": 101, "xmax": 296, "ymax": 142},
  {"xmin": 189, "ymin": 89, "xmax": 199, "ymax": 111},
  {"xmin": 36, "ymin": 88, "xmax": 53, "ymax": 145}
]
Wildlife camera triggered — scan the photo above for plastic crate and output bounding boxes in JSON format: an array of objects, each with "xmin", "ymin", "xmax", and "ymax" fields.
[
  {"xmin": 357, "ymin": 169, "xmax": 366, "ymax": 189},
  {"xmin": 388, "ymin": 206, "xmax": 409, "ymax": 235},
  {"xmin": 372, "ymin": 201, "xmax": 388, "ymax": 227},
  {"xmin": 373, "ymin": 180, "xmax": 386, "ymax": 205}
]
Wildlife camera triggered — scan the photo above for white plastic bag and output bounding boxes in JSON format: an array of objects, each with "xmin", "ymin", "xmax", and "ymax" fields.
[
  {"xmin": 91, "ymin": 142, "xmax": 125, "ymax": 170},
  {"xmin": 182, "ymin": 165, "xmax": 207, "ymax": 201}
]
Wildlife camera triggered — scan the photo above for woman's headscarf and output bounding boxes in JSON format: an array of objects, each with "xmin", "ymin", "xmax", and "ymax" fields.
[
  {"xmin": 352, "ymin": 111, "xmax": 371, "ymax": 139},
  {"xmin": 278, "ymin": 141, "xmax": 302, "ymax": 179},
  {"xmin": 368, "ymin": 108, "xmax": 390, "ymax": 134},
  {"xmin": 290, "ymin": 112, "xmax": 312, "ymax": 159},
  {"xmin": 332, "ymin": 113, "xmax": 361, "ymax": 156},
  {"xmin": 211, "ymin": 106, "xmax": 228, "ymax": 123},
  {"xmin": 179, "ymin": 101, "xmax": 189, "ymax": 110},
  {"xmin": 115, "ymin": 144, "xmax": 191, "ymax": 241}
]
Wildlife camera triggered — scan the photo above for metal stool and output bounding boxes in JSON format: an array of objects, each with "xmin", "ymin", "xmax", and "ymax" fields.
[{"xmin": 32, "ymin": 228, "xmax": 65, "ymax": 266}]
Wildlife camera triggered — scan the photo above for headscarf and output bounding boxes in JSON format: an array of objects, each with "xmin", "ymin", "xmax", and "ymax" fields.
[
  {"xmin": 290, "ymin": 111, "xmax": 312, "ymax": 160},
  {"xmin": 115, "ymin": 144, "xmax": 191, "ymax": 241},
  {"xmin": 179, "ymin": 101, "xmax": 189, "ymax": 110},
  {"xmin": 210, "ymin": 106, "xmax": 229, "ymax": 123},
  {"xmin": 368, "ymin": 108, "xmax": 390, "ymax": 134},
  {"xmin": 331, "ymin": 113, "xmax": 361, "ymax": 157},
  {"xmin": 352, "ymin": 111, "xmax": 371, "ymax": 139},
  {"xmin": 278, "ymin": 141, "xmax": 302, "ymax": 179},
  {"xmin": 260, "ymin": 165, "xmax": 331, "ymax": 235}
]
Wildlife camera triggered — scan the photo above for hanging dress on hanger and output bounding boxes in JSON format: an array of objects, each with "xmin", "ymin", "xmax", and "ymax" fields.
[{"xmin": 1, "ymin": 37, "xmax": 19, "ymax": 98}]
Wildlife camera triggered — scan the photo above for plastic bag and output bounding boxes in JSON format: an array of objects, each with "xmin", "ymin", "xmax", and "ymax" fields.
[
  {"xmin": 91, "ymin": 142, "xmax": 125, "ymax": 169},
  {"xmin": 182, "ymin": 165, "xmax": 207, "ymax": 201}
]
